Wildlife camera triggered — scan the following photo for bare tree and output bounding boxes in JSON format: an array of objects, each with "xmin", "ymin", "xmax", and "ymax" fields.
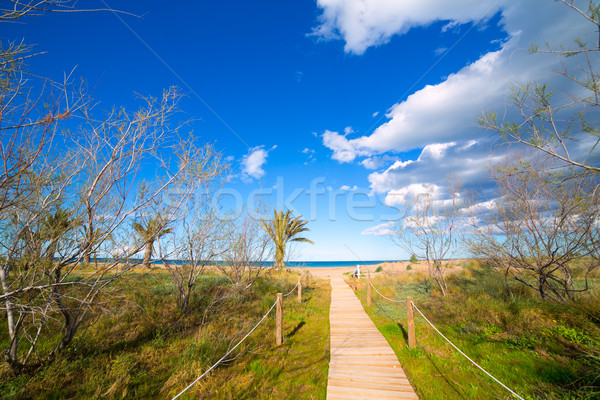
[
  {"xmin": 480, "ymin": 0, "xmax": 600, "ymax": 177},
  {"xmin": 219, "ymin": 211, "xmax": 273, "ymax": 290},
  {"xmin": 0, "ymin": 84, "xmax": 210, "ymax": 371},
  {"xmin": 468, "ymin": 160, "xmax": 600, "ymax": 302},
  {"xmin": 0, "ymin": 0, "xmax": 136, "ymax": 21},
  {"xmin": 392, "ymin": 178, "xmax": 462, "ymax": 296},
  {"xmin": 155, "ymin": 147, "xmax": 229, "ymax": 313},
  {"xmin": 474, "ymin": 0, "xmax": 600, "ymax": 302},
  {"xmin": 0, "ymin": 0, "xmax": 222, "ymax": 373}
]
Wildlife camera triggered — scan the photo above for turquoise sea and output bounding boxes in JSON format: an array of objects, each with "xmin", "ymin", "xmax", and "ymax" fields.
[
  {"xmin": 282, "ymin": 260, "xmax": 395, "ymax": 268},
  {"xmin": 99, "ymin": 259, "xmax": 398, "ymax": 268}
]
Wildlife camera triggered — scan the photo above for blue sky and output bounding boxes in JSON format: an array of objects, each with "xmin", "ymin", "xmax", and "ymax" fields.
[{"xmin": 4, "ymin": 0, "xmax": 596, "ymax": 261}]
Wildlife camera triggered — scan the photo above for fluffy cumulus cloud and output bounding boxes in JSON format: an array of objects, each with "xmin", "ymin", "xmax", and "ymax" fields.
[
  {"xmin": 384, "ymin": 183, "xmax": 443, "ymax": 206},
  {"xmin": 312, "ymin": 0, "xmax": 503, "ymax": 55},
  {"xmin": 322, "ymin": 129, "xmax": 370, "ymax": 163},
  {"xmin": 316, "ymin": 0, "xmax": 595, "ymax": 203},
  {"xmin": 241, "ymin": 146, "xmax": 275, "ymax": 180},
  {"xmin": 360, "ymin": 155, "xmax": 398, "ymax": 170},
  {"xmin": 370, "ymin": 139, "xmax": 508, "ymax": 208},
  {"xmin": 315, "ymin": 0, "xmax": 593, "ymax": 155}
]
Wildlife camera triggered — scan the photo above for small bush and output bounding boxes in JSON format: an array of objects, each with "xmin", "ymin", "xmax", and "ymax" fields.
[
  {"xmin": 375, "ymin": 266, "xmax": 383, "ymax": 273},
  {"xmin": 410, "ymin": 254, "xmax": 418, "ymax": 263},
  {"xmin": 406, "ymin": 265, "xmax": 412, "ymax": 271}
]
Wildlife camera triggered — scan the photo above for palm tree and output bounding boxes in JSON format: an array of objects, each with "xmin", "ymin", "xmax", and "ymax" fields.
[
  {"xmin": 132, "ymin": 216, "xmax": 173, "ymax": 268},
  {"xmin": 261, "ymin": 210, "xmax": 313, "ymax": 268},
  {"xmin": 41, "ymin": 207, "xmax": 74, "ymax": 263}
]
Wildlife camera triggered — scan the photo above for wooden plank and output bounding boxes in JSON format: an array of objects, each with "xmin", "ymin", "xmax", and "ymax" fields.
[
  {"xmin": 328, "ymin": 384, "xmax": 419, "ymax": 399},
  {"xmin": 326, "ymin": 276, "xmax": 419, "ymax": 399}
]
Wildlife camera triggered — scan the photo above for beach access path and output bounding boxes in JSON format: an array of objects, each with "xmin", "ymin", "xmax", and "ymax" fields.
[{"xmin": 326, "ymin": 275, "xmax": 419, "ymax": 400}]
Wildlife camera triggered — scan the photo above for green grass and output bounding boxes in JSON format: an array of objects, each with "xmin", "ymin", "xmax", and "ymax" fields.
[
  {"xmin": 355, "ymin": 263, "xmax": 600, "ymax": 400},
  {"xmin": 0, "ymin": 269, "xmax": 331, "ymax": 399}
]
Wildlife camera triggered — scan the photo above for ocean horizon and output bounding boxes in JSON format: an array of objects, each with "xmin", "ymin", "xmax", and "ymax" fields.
[
  {"xmin": 280, "ymin": 260, "xmax": 397, "ymax": 268},
  {"xmin": 90, "ymin": 258, "xmax": 400, "ymax": 268}
]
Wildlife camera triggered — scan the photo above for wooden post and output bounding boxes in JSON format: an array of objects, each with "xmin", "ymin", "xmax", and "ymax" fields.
[
  {"xmin": 407, "ymin": 297, "xmax": 416, "ymax": 349},
  {"xmin": 367, "ymin": 270, "xmax": 371, "ymax": 307},
  {"xmin": 297, "ymin": 276, "xmax": 302, "ymax": 303},
  {"xmin": 276, "ymin": 293, "xmax": 283, "ymax": 346},
  {"xmin": 352, "ymin": 275, "xmax": 357, "ymax": 291}
]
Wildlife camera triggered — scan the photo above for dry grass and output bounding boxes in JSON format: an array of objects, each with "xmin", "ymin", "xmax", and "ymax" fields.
[
  {"xmin": 0, "ymin": 269, "xmax": 331, "ymax": 399},
  {"xmin": 355, "ymin": 260, "xmax": 600, "ymax": 400}
]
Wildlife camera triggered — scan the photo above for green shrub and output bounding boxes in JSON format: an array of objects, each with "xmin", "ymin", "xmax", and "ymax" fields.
[
  {"xmin": 406, "ymin": 265, "xmax": 412, "ymax": 271},
  {"xmin": 375, "ymin": 266, "xmax": 383, "ymax": 273},
  {"xmin": 410, "ymin": 254, "xmax": 418, "ymax": 263},
  {"xmin": 362, "ymin": 264, "xmax": 600, "ymax": 399}
]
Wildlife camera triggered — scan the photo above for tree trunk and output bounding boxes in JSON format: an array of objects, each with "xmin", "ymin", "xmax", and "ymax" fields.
[
  {"xmin": 275, "ymin": 243, "xmax": 285, "ymax": 269},
  {"xmin": 83, "ymin": 217, "xmax": 93, "ymax": 265},
  {"xmin": 0, "ymin": 262, "xmax": 19, "ymax": 365},
  {"xmin": 432, "ymin": 260, "xmax": 447, "ymax": 296},
  {"xmin": 143, "ymin": 241, "xmax": 153, "ymax": 268}
]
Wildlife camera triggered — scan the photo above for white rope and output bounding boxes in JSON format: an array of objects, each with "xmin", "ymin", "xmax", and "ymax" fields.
[
  {"xmin": 368, "ymin": 280, "xmax": 406, "ymax": 303},
  {"xmin": 282, "ymin": 281, "xmax": 299, "ymax": 297},
  {"xmin": 171, "ymin": 299, "xmax": 278, "ymax": 400},
  {"xmin": 410, "ymin": 301, "xmax": 525, "ymax": 400}
]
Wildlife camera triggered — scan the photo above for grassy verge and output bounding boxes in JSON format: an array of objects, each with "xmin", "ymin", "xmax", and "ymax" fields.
[
  {"xmin": 0, "ymin": 269, "xmax": 330, "ymax": 399},
  {"xmin": 353, "ymin": 263, "xmax": 600, "ymax": 400}
]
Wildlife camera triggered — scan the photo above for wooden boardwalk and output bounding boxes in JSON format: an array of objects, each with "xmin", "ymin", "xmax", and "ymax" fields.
[{"xmin": 327, "ymin": 276, "xmax": 419, "ymax": 400}]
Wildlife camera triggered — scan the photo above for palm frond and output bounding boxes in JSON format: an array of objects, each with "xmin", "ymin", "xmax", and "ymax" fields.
[{"xmin": 261, "ymin": 209, "xmax": 313, "ymax": 266}]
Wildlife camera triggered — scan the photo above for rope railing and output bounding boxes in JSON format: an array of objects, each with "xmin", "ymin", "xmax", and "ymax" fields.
[
  {"xmin": 368, "ymin": 280, "xmax": 406, "ymax": 303},
  {"xmin": 171, "ymin": 299, "xmax": 278, "ymax": 399},
  {"xmin": 410, "ymin": 302, "xmax": 524, "ymax": 400},
  {"xmin": 282, "ymin": 280, "xmax": 299, "ymax": 297},
  {"xmin": 171, "ymin": 276, "xmax": 303, "ymax": 399},
  {"xmin": 363, "ymin": 275, "xmax": 523, "ymax": 399}
]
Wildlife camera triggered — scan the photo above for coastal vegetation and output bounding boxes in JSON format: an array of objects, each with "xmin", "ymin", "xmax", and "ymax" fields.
[
  {"xmin": 0, "ymin": 0, "xmax": 319, "ymax": 384},
  {"xmin": 0, "ymin": 269, "xmax": 330, "ymax": 399},
  {"xmin": 356, "ymin": 262, "xmax": 600, "ymax": 399},
  {"xmin": 2, "ymin": 0, "xmax": 600, "ymax": 399}
]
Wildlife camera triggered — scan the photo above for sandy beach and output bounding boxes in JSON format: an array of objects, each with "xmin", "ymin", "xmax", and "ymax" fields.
[{"xmin": 303, "ymin": 259, "xmax": 470, "ymax": 279}]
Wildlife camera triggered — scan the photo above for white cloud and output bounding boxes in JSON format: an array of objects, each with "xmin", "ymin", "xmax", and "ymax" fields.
[
  {"xmin": 360, "ymin": 155, "xmax": 398, "ymax": 170},
  {"xmin": 315, "ymin": 0, "xmax": 597, "ymax": 226},
  {"xmin": 302, "ymin": 147, "xmax": 316, "ymax": 164},
  {"xmin": 361, "ymin": 222, "xmax": 394, "ymax": 236},
  {"xmin": 369, "ymin": 140, "xmax": 501, "ymax": 194},
  {"xmin": 322, "ymin": 129, "xmax": 370, "ymax": 163},
  {"xmin": 340, "ymin": 184, "xmax": 358, "ymax": 191},
  {"xmin": 372, "ymin": 111, "xmax": 379, "ymax": 117},
  {"xmin": 361, "ymin": 157, "xmax": 384, "ymax": 170},
  {"xmin": 241, "ymin": 146, "xmax": 273, "ymax": 180},
  {"xmin": 384, "ymin": 183, "xmax": 442, "ymax": 206},
  {"xmin": 403, "ymin": 215, "xmax": 444, "ymax": 229},
  {"xmin": 312, "ymin": 0, "xmax": 502, "ymax": 55},
  {"xmin": 369, "ymin": 139, "xmax": 508, "ymax": 215},
  {"xmin": 317, "ymin": 0, "xmax": 593, "ymax": 158}
]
